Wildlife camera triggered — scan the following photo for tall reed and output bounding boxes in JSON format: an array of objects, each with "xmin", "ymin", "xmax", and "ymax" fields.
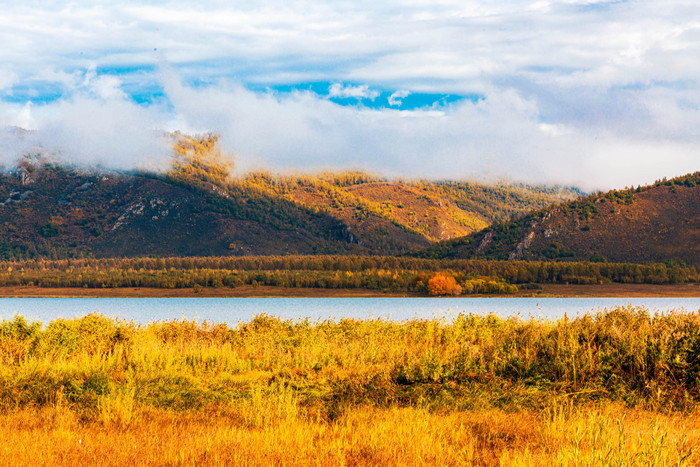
[{"xmin": 1, "ymin": 306, "xmax": 699, "ymax": 465}]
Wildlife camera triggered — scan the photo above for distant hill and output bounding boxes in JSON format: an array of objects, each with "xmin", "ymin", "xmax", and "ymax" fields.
[
  {"xmin": 421, "ymin": 173, "xmax": 700, "ymax": 265},
  {"xmin": 241, "ymin": 171, "xmax": 580, "ymax": 244},
  {"xmin": 0, "ymin": 135, "xmax": 580, "ymax": 259}
]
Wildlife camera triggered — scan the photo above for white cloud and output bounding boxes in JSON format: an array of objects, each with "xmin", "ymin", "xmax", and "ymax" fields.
[
  {"xmin": 32, "ymin": 96, "xmax": 169, "ymax": 170},
  {"xmin": 328, "ymin": 83, "xmax": 380, "ymax": 100},
  {"xmin": 157, "ymin": 73, "xmax": 699, "ymax": 190},
  {"xmin": 0, "ymin": 70, "xmax": 169, "ymax": 170},
  {"xmin": 0, "ymin": 1, "xmax": 699, "ymax": 189},
  {"xmin": 0, "ymin": 68, "xmax": 19, "ymax": 92},
  {"xmin": 0, "ymin": 1, "xmax": 697, "ymax": 91},
  {"xmin": 0, "ymin": 68, "xmax": 698, "ymax": 191},
  {"xmin": 80, "ymin": 64, "xmax": 129, "ymax": 100},
  {"xmin": 388, "ymin": 89, "xmax": 410, "ymax": 106},
  {"xmin": 16, "ymin": 103, "xmax": 34, "ymax": 131}
]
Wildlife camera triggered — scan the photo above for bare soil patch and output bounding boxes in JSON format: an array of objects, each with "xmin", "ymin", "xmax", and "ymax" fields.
[
  {"xmin": 524, "ymin": 282, "xmax": 700, "ymax": 298},
  {"xmin": 0, "ymin": 285, "xmax": 416, "ymax": 298}
]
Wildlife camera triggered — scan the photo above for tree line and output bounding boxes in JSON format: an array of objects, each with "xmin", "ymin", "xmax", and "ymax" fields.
[{"xmin": 0, "ymin": 256, "xmax": 695, "ymax": 293}]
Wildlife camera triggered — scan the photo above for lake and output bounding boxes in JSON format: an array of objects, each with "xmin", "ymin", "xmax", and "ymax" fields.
[{"xmin": 1, "ymin": 297, "xmax": 699, "ymax": 326}]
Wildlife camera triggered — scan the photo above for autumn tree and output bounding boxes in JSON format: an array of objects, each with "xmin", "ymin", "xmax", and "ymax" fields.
[{"xmin": 427, "ymin": 272, "xmax": 462, "ymax": 296}]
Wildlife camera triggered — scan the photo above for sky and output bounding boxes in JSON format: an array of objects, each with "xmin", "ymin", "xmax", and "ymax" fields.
[{"xmin": 1, "ymin": 0, "xmax": 699, "ymax": 190}]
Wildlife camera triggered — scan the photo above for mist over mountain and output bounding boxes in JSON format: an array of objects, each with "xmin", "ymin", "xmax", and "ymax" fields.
[
  {"xmin": 0, "ymin": 135, "xmax": 580, "ymax": 259},
  {"xmin": 2, "ymin": 131, "xmax": 695, "ymax": 265},
  {"xmin": 3, "ymin": 51, "xmax": 699, "ymax": 193}
]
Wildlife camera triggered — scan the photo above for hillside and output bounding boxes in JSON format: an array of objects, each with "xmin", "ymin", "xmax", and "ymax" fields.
[
  {"xmin": 0, "ymin": 135, "xmax": 580, "ymax": 259},
  {"xmin": 240, "ymin": 171, "xmax": 580, "ymax": 244},
  {"xmin": 0, "ymin": 162, "xmax": 359, "ymax": 259},
  {"xmin": 422, "ymin": 173, "xmax": 700, "ymax": 265}
]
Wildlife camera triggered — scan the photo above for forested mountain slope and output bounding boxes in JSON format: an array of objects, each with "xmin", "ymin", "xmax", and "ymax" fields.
[
  {"xmin": 422, "ymin": 173, "xmax": 700, "ymax": 265},
  {"xmin": 241, "ymin": 172, "xmax": 580, "ymax": 243},
  {"xmin": 0, "ymin": 134, "xmax": 580, "ymax": 259}
]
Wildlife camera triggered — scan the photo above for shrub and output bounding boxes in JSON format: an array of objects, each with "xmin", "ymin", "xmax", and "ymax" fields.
[{"xmin": 427, "ymin": 272, "xmax": 462, "ymax": 296}]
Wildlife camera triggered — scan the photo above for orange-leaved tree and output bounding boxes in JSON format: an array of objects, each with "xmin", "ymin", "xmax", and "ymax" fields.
[{"xmin": 427, "ymin": 272, "xmax": 462, "ymax": 296}]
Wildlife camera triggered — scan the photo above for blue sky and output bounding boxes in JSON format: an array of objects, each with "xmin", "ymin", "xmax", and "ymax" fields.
[{"xmin": 1, "ymin": 0, "xmax": 699, "ymax": 189}]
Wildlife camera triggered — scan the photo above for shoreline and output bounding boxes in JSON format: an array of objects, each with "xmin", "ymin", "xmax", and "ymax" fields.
[{"xmin": 0, "ymin": 282, "xmax": 697, "ymax": 298}]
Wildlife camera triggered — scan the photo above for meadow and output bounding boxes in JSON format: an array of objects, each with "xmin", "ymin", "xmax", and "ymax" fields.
[{"xmin": 1, "ymin": 306, "xmax": 699, "ymax": 465}]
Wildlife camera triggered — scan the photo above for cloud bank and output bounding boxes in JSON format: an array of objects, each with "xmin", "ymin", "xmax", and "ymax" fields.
[{"xmin": 1, "ymin": 0, "xmax": 699, "ymax": 190}]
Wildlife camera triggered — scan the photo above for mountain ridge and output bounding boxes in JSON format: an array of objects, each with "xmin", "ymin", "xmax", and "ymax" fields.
[
  {"xmin": 0, "ymin": 144, "xmax": 579, "ymax": 260},
  {"xmin": 420, "ymin": 172, "xmax": 700, "ymax": 265}
]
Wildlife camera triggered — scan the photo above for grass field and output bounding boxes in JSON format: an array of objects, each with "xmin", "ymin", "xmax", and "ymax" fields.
[{"xmin": 1, "ymin": 306, "xmax": 699, "ymax": 465}]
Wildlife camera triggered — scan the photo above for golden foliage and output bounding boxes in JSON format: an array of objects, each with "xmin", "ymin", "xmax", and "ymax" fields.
[
  {"xmin": 170, "ymin": 133, "xmax": 233, "ymax": 187},
  {"xmin": 427, "ymin": 272, "xmax": 462, "ymax": 296}
]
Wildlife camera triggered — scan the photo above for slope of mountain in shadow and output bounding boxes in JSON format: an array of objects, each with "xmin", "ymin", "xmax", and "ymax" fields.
[
  {"xmin": 421, "ymin": 173, "xmax": 700, "ymax": 265},
  {"xmin": 0, "ymin": 162, "xmax": 364, "ymax": 259}
]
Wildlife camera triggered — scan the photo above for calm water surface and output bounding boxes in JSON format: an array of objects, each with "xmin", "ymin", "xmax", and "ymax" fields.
[{"xmin": 0, "ymin": 297, "xmax": 699, "ymax": 326}]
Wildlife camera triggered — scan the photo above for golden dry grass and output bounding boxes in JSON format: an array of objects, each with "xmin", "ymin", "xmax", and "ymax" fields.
[
  {"xmin": 1, "ymin": 404, "xmax": 698, "ymax": 466},
  {"xmin": 2, "ymin": 307, "xmax": 700, "ymax": 465}
]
